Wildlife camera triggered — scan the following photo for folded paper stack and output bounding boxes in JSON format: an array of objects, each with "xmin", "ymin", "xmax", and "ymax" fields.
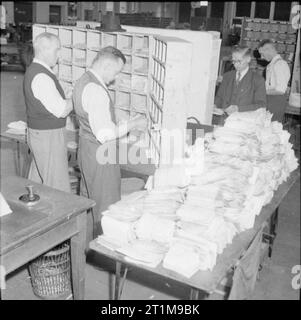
[
  {"xmin": 7, "ymin": 121, "xmax": 27, "ymax": 135},
  {"xmin": 97, "ymin": 109, "xmax": 298, "ymax": 278}
]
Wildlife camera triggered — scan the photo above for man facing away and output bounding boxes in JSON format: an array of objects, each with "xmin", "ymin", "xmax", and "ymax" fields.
[
  {"xmin": 73, "ymin": 46, "xmax": 147, "ymax": 245},
  {"xmin": 258, "ymin": 39, "xmax": 291, "ymax": 122},
  {"xmin": 214, "ymin": 46, "xmax": 266, "ymax": 117},
  {"xmin": 23, "ymin": 32, "xmax": 73, "ymax": 192}
]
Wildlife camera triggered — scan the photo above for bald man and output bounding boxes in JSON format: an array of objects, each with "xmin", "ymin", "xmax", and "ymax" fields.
[
  {"xmin": 73, "ymin": 46, "xmax": 147, "ymax": 244},
  {"xmin": 258, "ymin": 39, "xmax": 291, "ymax": 122},
  {"xmin": 23, "ymin": 32, "xmax": 73, "ymax": 192}
]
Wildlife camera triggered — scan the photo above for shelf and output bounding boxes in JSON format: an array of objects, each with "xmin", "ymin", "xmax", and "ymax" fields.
[
  {"xmin": 150, "ymin": 93, "xmax": 163, "ymax": 111},
  {"xmin": 60, "ymin": 47, "xmax": 72, "ymax": 65},
  {"xmin": 133, "ymin": 50, "xmax": 149, "ymax": 57},
  {"xmin": 87, "ymin": 31, "xmax": 101, "ymax": 51},
  {"xmin": 131, "ymin": 93, "xmax": 147, "ymax": 113},
  {"xmin": 154, "ymin": 38, "xmax": 167, "ymax": 63},
  {"xmin": 123, "ymin": 55, "xmax": 132, "ymax": 73},
  {"xmin": 73, "ymin": 29, "xmax": 87, "ymax": 48},
  {"xmin": 117, "ymin": 34, "xmax": 133, "ymax": 53},
  {"xmin": 132, "ymin": 35, "xmax": 144, "ymax": 53},
  {"xmin": 46, "ymin": 26, "xmax": 59, "ymax": 36},
  {"xmin": 87, "ymin": 46, "xmax": 101, "ymax": 52},
  {"xmin": 115, "ymin": 107, "xmax": 131, "ymax": 122},
  {"xmin": 116, "ymin": 91, "xmax": 130, "ymax": 110},
  {"xmin": 60, "ymin": 60, "xmax": 72, "ymax": 66},
  {"xmin": 132, "ymin": 74, "xmax": 148, "ymax": 93},
  {"xmin": 152, "ymin": 55, "xmax": 166, "ymax": 67},
  {"xmin": 73, "ymin": 48, "xmax": 86, "ymax": 68},
  {"xmin": 115, "ymin": 73, "xmax": 131, "ymax": 91},
  {"xmin": 152, "ymin": 62, "xmax": 165, "ymax": 86},
  {"xmin": 59, "ymin": 64, "xmax": 72, "ymax": 83},
  {"xmin": 103, "ymin": 33, "xmax": 117, "ymax": 47},
  {"xmin": 132, "ymin": 55, "xmax": 149, "ymax": 75},
  {"xmin": 86, "ymin": 50, "xmax": 97, "ymax": 68},
  {"xmin": 59, "ymin": 28, "xmax": 72, "ymax": 47},
  {"xmin": 72, "ymin": 65, "xmax": 85, "ymax": 82}
]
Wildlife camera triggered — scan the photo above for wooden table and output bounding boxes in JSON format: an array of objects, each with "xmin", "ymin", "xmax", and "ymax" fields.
[
  {"xmin": 285, "ymin": 104, "xmax": 301, "ymax": 116},
  {"xmin": 0, "ymin": 176, "xmax": 95, "ymax": 300},
  {"xmin": 89, "ymin": 169, "xmax": 300, "ymax": 300},
  {"xmin": 0, "ymin": 130, "xmax": 79, "ymax": 177},
  {"xmin": 0, "ymin": 130, "xmax": 156, "ymax": 179}
]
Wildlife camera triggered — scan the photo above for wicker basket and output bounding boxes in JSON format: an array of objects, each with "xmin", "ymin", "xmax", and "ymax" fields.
[{"xmin": 28, "ymin": 242, "xmax": 71, "ymax": 299}]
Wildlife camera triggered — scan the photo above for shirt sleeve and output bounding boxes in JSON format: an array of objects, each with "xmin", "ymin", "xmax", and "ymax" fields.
[
  {"xmin": 82, "ymin": 83, "xmax": 117, "ymax": 144},
  {"xmin": 31, "ymin": 73, "xmax": 67, "ymax": 118},
  {"xmin": 269, "ymin": 60, "xmax": 291, "ymax": 94}
]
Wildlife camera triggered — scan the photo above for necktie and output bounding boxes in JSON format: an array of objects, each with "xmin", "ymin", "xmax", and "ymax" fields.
[{"xmin": 236, "ymin": 71, "xmax": 241, "ymax": 85}]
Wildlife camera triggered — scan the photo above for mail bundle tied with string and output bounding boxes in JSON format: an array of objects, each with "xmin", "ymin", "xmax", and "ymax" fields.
[{"xmin": 96, "ymin": 108, "xmax": 298, "ymax": 278}]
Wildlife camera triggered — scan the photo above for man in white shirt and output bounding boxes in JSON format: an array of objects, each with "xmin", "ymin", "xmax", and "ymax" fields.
[
  {"xmin": 23, "ymin": 32, "xmax": 73, "ymax": 192},
  {"xmin": 258, "ymin": 39, "xmax": 291, "ymax": 122},
  {"xmin": 73, "ymin": 46, "xmax": 147, "ymax": 244}
]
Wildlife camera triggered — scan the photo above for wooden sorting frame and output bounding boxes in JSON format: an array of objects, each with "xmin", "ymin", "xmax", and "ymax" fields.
[
  {"xmin": 240, "ymin": 17, "xmax": 298, "ymax": 79},
  {"xmin": 32, "ymin": 24, "xmax": 220, "ymax": 166}
]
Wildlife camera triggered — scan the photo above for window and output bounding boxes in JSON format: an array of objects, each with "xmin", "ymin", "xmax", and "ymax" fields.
[
  {"xmin": 254, "ymin": 2, "xmax": 271, "ymax": 19},
  {"xmin": 210, "ymin": 2, "xmax": 224, "ymax": 18},
  {"xmin": 274, "ymin": 2, "xmax": 291, "ymax": 21},
  {"xmin": 49, "ymin": 5, "xmax": 61, "ymax": 24},
  {"xmin": 119, "ymin": 2, "xmax": 128, "ymax": 14},
  {"xmin": 236, "ymin": 2, "xmax": 252, "ymax": 17},
  {"xmin": 195, "ymin": 7, "xmax": 207, "ymax": 17},
  {"xmin": 84, "ymin": 9, "xmax": 93, "ymax": 21}
]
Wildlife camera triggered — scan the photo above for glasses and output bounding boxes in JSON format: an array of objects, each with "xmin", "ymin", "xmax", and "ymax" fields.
[{"xmin": 232, "ymin": 59, "xmax": 244, "ymax": 64}]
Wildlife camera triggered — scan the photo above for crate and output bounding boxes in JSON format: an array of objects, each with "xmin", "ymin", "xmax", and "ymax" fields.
[{"xmin": 28, "ymin": 242, "xmax": 71, "ymax": 299}]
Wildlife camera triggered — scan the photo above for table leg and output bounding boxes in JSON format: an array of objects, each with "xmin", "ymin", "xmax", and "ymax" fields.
[
  {"xmin": 70, "ymin": 212, "xmax": 87, "ymax": 300},
  {"xmin": 189, "ymin": 288, "xmax": 200, "ymax": 300},
  {"xmin": 22, "ymin": 147, "xmax": 32, "ymax": 178},
  {"xmin": 268, "ymin": 207, "xmax": 279, "ymax": 258},
  {"xmin": 16, "ymin": 141, "xmax": 21, "ymax": 176},
  {"xmin": 114, "ymin": 261, "xmax": 122, "ymax": 300}
]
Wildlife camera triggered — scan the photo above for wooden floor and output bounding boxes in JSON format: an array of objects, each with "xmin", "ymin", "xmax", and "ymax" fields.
[{"xmin": 1, "ymin": 71, "xmax": 300, "ymax": 300}]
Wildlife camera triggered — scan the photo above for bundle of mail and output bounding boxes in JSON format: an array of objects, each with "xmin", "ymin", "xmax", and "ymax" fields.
[
  {"xmin": 97, "ymin": 108, "xmax": 298, "ymax": 278},
  {"xmin": 6, "ymin": 121, "xmax": 27, "ymax": 135}
]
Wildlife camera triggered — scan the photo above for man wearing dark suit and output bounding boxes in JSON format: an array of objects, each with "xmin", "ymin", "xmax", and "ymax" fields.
[{"xmin": 214, "ymin": 46, "xmax": 267, "ymax": 116}]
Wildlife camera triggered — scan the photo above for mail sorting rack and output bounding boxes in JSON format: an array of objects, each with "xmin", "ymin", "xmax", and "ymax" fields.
[
  {"xmin": 149, "ymin": 36, "xmax": 192, "ymax": 166},
  {"xmin": 240, "ymin": 17, "xmax": 298, "ymax": 78},
  {"xmin": 32, "ymin": 25, "xmax": 153, "ymax": 119},
  {"xmin": 32, "ymin": 25, "xmax": 192, "ymax": 166}
]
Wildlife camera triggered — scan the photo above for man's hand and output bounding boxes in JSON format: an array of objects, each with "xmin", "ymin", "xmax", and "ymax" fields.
[
  {"xmin": 213, "ymin": 105, "xmax": 225, "ymax": 116},
  {"xmin": 225, "ymin": 105, "xmax": 239, "ymax": 115}
]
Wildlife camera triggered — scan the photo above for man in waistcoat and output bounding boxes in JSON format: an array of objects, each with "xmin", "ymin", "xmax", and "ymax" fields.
[
  {"xmin": 73, "ymin": 46, "xmax": 147, "ymax": 245},
  {"xmin": 23, "ymin": 32, "xmax": 73, "ymax": 192},
  {"xmin": 214, "ymin": 46, "xmax": 266, "ymax": 117},
  {"xmin": 258, "ymin": 39, "xmax": 291, "ymax": 122}
]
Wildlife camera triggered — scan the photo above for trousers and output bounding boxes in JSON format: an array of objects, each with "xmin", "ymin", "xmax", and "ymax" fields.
[
  {"xmin": 27, "ymin": 127, "xmax": 71, "ymax": 193},
  {"xmin": 78, "ymin": 136, "xmax": 121, "ymax": 246}
]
